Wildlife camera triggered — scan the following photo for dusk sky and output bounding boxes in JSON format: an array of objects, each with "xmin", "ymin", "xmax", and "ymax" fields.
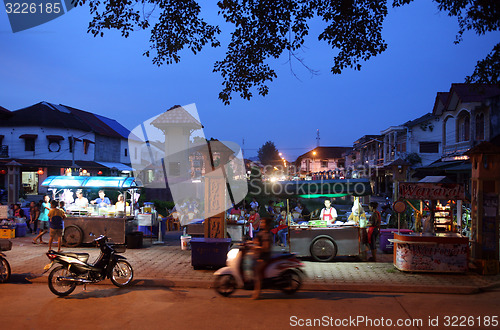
[{"xmin": 1, "ymin": 1, "xmax": 499, "ymax": 161}]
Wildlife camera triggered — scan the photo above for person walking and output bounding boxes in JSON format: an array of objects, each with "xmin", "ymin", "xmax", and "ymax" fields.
[
  {"xmin": 28, "ymin": 201, "xmax": 40, "ymax": 234},
  {"xmin": 368, "ymin": 202, "xmax": 382, "ymax": 262},
  {"xmin": 251, "ymin": 217, "xmax": 272, "ymax": 300},
  {"xmin": 33, "ymin": 195, "xmax": 50, "ymax": 244},
  {"xmin": 48, "ymin": 200, "xmax": 65, "ymax": 252}
]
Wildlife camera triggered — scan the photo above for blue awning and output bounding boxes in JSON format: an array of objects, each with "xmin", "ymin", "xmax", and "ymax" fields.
[{"xmin": 41, "ymin": 176, "xmax": 143, "ymax": 189}]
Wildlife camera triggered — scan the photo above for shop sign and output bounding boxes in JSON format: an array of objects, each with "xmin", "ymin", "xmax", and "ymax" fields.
[{"xmin": 399, "ymin": 182, "xmax": 465, "ymax": 200}]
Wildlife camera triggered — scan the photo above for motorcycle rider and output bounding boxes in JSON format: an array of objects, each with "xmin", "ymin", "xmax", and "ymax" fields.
[{"xmin": 250, "ymin": 217, "xmax": 272, "ymax": 300}]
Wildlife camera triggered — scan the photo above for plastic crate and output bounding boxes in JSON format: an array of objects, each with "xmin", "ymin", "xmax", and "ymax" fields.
[{"xmin": 0, "ymin": 225, "xmax": 15, "ymax": 239}]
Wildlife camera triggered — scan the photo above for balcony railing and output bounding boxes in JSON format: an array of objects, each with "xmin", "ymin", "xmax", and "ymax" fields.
[
  {"xmin": 0, "ymin": 145, "xmax": 8, "ymax": 158},
  {"xmin": 443, "ymin": 141, "xmax": 471, "ymax": 155}
]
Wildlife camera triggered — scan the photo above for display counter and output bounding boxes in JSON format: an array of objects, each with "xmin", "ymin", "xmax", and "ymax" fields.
[
  {"xmin": 392, "ymin": 233, "xmax": 469, "ymax": 273},
  {"xmin": 289, "ymin": 225, "xmax": 360, "ymax": 261},
  {"xmin": 63, "ymin": 216, "xmax": 136, "ymax": 246}
]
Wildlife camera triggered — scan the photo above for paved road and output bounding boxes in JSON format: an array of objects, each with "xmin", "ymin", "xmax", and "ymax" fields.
[
  {"xmin": 1, "ymin": 283, "xmax": 500, "ymax": 329},
  {"xmin": 3, "ymin": 231, "xmax": 500, "ymax": 294}
]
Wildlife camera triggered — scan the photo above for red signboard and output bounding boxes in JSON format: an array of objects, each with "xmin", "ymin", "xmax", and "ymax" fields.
[{"xmin": 399, "ymin": 182, "xmax": 465, "ymax": 200}]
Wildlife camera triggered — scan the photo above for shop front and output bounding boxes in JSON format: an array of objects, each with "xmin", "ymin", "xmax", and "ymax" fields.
[{"xmin": 392, "ymin": 182, "xmax": 469, "ymax": 273}]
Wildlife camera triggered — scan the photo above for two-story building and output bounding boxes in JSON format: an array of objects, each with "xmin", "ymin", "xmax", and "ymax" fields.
[
  {"xmin": 0, "ymin": 102, "xmax": 133, "ymax": 197},
  {"xmin": 415, "ymin": 84, "xmax": 500, "ymax": 186}
]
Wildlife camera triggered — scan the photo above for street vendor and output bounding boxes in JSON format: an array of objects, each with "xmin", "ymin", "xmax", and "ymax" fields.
[
  {"xmin": 319, "ymin": 199, "xmax": 337, "ymax": 225},
  {"xmin": 91, "ymin": 190, "xmax": 111, "ymax": 208},
  {"xmin": 74, "ymin": 189, "xmax": 89, "ymax": 208}
]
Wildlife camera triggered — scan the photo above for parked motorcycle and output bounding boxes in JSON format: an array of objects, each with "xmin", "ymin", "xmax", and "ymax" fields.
[
  {"xmin": 0, "ymin": 251, "xmax": 11, "ymax": 283},
  {"xmin": 43, "ymin": 234, "xmax": 133, "ymax": 296},
  {"xmin": 213, "ymin": 242, "xmax": 305, "ymax": 297}
]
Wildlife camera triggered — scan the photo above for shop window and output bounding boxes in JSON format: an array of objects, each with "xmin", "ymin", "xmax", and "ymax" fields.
[
  {"xmin": 20, "ymin": 134, "xmax": 37, "ymax": 152},
  {"xmin": 25, "ymin": 138, "xmax": 35, "ymax": 151},
  {"xmin": 419, "ymin": 142, "xmax": 439, "ymax": 153}
]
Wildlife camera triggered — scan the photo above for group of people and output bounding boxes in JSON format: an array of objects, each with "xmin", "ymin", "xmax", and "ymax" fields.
[{"xmin": 30, "ymin": 195, "xmax": 66, "ymax": 252}]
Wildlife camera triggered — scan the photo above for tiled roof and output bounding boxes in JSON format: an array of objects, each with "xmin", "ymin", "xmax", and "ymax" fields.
[
  {"xmin": 0, "ymin": 102, "xmax": 92, "ymax": 130},
  {"xmin": 0, "ymin": 102, "xmax": 128, "ymax": 140},
  {"xmin": 63, "ymin": 105, "xmax": 124, "ymax": 139},
  {"xmin": 151, "ymin": 105, "xmax": 203, "ymax": 128}
]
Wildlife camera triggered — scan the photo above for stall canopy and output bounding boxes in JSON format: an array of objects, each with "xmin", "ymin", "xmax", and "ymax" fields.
[
  {"xmin": 250, "ymin": 179, "xmax": 372, "ymax": 198},
  {"xmin": 41, "ymin": 176, "xmax": 143, "ymax": 189}
]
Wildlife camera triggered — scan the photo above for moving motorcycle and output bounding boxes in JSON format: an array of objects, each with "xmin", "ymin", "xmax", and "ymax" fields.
[
  {"xmin": 44, "ymin": 234, "xmax": 133, "ymax": 296},
  {"xmin": 213, "ymin": 242, "xmax": 305, "ymax": 297}
]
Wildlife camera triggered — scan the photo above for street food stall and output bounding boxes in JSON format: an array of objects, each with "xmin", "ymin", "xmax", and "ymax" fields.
[
  {"xmin": 41, "ymin": 176, "xmax": 143, "ymax": 246},
  {"xmin": 392, "ymin": 182, "xmax": 469, "ymax": 272},
  {"xmin": 257, "ymin": 179, "xmax": 373, "ymax": 262}
]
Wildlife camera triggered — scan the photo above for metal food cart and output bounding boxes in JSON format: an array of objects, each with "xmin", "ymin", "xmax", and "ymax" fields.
[
  {"xmin": 255, "ymin": 179, "xmax": 372, "ymax": 262},
  {"xmin": 41, "ymin": 176, "xmax": 143, "ymax": 247}
]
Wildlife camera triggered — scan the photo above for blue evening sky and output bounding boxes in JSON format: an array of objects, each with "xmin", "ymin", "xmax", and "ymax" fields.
[{"xmin": 1, "ymin": 1, "xmax": 499, "ymax": 161}]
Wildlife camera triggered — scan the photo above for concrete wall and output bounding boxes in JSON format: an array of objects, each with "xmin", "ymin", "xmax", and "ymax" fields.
[{"xmin": 0, "ymin": 126, "xmax": 94, "ymax": 161}]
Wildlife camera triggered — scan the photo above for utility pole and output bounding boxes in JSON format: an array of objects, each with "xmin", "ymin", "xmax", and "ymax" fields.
[{"xmin": 316, "ymin": 129, "xmax": 320, "ymax": 148}]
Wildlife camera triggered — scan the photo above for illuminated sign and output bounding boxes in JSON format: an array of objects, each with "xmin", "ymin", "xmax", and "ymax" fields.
[{"xmin": 399, "ymin": 182, "xmax": 465, "ymax": 200}]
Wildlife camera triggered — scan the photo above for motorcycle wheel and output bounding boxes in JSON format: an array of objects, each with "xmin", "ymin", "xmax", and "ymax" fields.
[
  {"xmin": 0, "ymin": 257, "xmax": 11, "ymax": 283},
  {"xmin": 48, "ymin": 266, "xmax": 77, "ymax": 297},
  {"xmin": 213, "ymin": 274, "xmax": 237, "ymax": 297},
  {"xmin": 110, "ymin": 260, "xmax": 134, "ymax": 287},
  {"xmin": 280, "ymin": 270, "xmax": 302, "ymax": 295}
]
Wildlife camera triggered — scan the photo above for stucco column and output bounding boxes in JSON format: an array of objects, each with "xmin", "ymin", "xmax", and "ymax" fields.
[{"xmin": 6, "ymin": 160, "xmax": 21, "ymax": 205}]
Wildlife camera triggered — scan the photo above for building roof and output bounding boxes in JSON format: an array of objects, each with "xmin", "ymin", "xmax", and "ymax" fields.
[
  {"xmin": 0, "ymin": 102, "xmax": 128, "ymax": 140},
  {"xmin": 403, "ymin": 112, "xmax": 436, "ymax": 128},
  {"xmin": 0, "ymin": 102, "xmax": 92, "ymax": 131},
  {"xmin": 0, "ymin": 106, "xmax": 10, "ymax": 117},
  {"xmin": 449, "ymin": 83, "xmax": 500, "ymax": 104},
  {"xmin": 63, "ymin": 104, "xmax": 124, "ymax": 139},
  {"xmin": 151, "ymin": 105, "xmax": 203, "ymax": 129},
  {"xmin": 295, "ymin": 146, "xmax": 351, "ymax": 164}
]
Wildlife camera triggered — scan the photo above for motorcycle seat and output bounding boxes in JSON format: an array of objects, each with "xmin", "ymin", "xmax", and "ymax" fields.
[{"xmin": 64, "ymin": 252, "xmax": 90, "ymax": 263}]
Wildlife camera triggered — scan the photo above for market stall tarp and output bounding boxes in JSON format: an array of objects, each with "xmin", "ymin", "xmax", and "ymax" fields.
[
  {"xmin": 41, "ymin": 176, "xmax": 143, "ymax": 189},
  {"xmin": 248, "ymin": 179, "xmax": 372, "ymax": 198}
]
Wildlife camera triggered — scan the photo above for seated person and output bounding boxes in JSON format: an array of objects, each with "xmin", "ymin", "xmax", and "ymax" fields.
[
  {"xmin": 271, "ymin": 211, "xmax": 288, "ymax": 245},
  {"xmin": 91, "ymin": 190, "xmax": 111, "ymax": 207}
]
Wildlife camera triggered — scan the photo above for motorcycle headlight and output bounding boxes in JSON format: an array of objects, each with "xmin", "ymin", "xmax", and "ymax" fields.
[{"xmin": 227, "ymin": 248, "xmax": 239, "ymax": 262}]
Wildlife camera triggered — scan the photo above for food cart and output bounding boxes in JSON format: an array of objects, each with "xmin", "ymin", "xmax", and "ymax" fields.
[
  {"xmin": 392, "ymin": 182, "xmax": 469, "ymax": 272},
  {"xmin": 255, "ymin": 179, "xmax": 373, "ymax": 262},
  {"xmin": 41, "ymin": 176, "xmax": 143, "ymax": 247}
]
